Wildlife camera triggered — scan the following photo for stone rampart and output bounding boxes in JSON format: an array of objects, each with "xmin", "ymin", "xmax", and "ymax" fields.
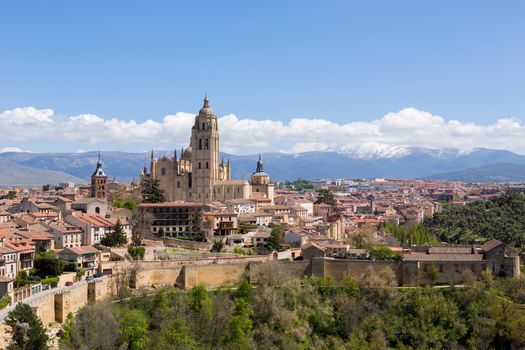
[
  {"xmin": 1, "ymin": 256, "xmax": 509, "ymax": 327},
  {"xmin": 183, "ymin": 262, "xmax": 251, "ymax": 289},
  {"xmin": 317, "ymin": 258, "xmax": 404, "ymax": 285}
]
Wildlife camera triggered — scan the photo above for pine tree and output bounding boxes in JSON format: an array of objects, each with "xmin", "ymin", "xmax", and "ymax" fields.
[
  {"xmin": 101, "ymin": 219, "xmax": 128, "ymax": 247},
  {"xmin": 268, "ymin": 225, "xmax": 284, "ymax": 250},
  {"xmin": 6, "ymin": 303, "xmax": 49, "ymax": 350},
  {"xmin": 141, "ymin": 178, "xmax": 166, "ymax": 203}
]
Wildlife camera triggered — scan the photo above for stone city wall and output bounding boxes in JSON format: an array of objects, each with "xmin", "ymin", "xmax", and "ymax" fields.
[{"xmin": 0, "ymin": 256, "xmax": 509, "ymax": 328}]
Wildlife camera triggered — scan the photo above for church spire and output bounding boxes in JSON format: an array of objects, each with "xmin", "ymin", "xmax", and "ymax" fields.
[
  {"xmin": 256, "ymin": 154, "xmax": 264, "ymax": 173},
  {"xmin": 203, "ymin": 94, "xmax": 209, "ymax": 108}
]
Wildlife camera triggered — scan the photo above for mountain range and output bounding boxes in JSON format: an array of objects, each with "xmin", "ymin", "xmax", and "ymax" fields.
[{"xmin": 0, "ymin": 147, "xmax": 524, "ymax": 186}]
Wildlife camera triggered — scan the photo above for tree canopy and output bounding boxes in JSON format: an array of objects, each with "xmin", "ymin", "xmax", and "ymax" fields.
[
  {"xmin": 34, "ymin": 250, "xmax": 64, "ymax": 278},
  {"xmin": 424, "ymin": 193, "xmax": 525, "ymax": 250},
  {"xmin": 6, "ymin": 303, "xmax": 49, "ymax": 350},
  {"xmin": 267, "ymin": 225, "xmax": 284, "ymax": 250},
  {"xmin": 100, "ymin": 219, "xmax": 128, "ymax": 247},
  {"xmin": 59, "ymin": 273, "xmax": 525, "ymax": 349},
  {"xmin": 140, "ymin": 178, "xmax": 166, "ymax": 203},
  {"xmin": 314, "ymin": 188, "xmax": 338, "ymax": 207}
]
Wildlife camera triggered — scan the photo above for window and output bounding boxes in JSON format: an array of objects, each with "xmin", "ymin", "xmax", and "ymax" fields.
[
  {"xmin": 454, "ymin": 264, "xmax": 459, "ymax": 273},
  {"xmin": 202, "ymin": 122, "xmax": 205, "ymax": 130},
  {"xmin": 205, "ymin": 138, "xmax": 209, "ymax": 150},
  {"xmin": 161, "ymin": 167, "xmax": 166, "ymax": 176},
  {"xmin": 199, "ymin": 138, "xmax": 202, "ymax": 150},
  {"xmin": 177, "ymin": 181, "xmax": 180, "ymax": 188},
  {"xmin": 206, "ymin": 162, "xmax": 209, "ymax": 169},
  {"xmin": 439, "ymin": 264, "xmax": 443, "ymax": 272},
  {"xmin": 237, "ymin": 188, "xmax": 240, "ymax": 193},
  {"xmin": 198, "ymin": 162, "xmax": 201, "ymax": 169}
]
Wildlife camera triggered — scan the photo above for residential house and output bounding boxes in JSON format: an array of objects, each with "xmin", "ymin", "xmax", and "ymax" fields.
[{"xmin": 59, "ymin": 246, "xmax": 100, "ymax": 276}]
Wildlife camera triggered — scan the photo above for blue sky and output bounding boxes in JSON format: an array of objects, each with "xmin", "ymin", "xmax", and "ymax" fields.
[{"xmin": 1, "ymin": 1, "xmax": 525, "ymax": 154}]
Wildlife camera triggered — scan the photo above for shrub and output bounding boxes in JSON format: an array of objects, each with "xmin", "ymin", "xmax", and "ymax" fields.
[
  {"xmin": 41, "ymin": 276, "xmax": 60, "ymax": 285},
  {"xmin": 0, "ymin": 295, "xmax": 11, "ymax": 309},
  {"xmin": 128, "ymin": 246, "xmax": 146, "ymax": 260}
]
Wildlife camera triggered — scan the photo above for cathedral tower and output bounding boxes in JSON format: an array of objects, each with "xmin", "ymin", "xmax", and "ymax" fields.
[{"xmin": 190, "ymin": 95, "xmax": 220, "ymax": 202}]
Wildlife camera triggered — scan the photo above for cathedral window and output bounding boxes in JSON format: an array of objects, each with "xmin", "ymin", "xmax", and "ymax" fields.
[
  {"xmin": 202, "ymin": 122, "xmax": 205, "ymax": 130},
  {"xmin": 205, "ymin": 138, "xmax": 209, "ymax": 150},
  {"xmin": 206, "ymin": 162, "xmax": 209, "ymax": 169},
  {"xmin": 198, "ymin": 162, "xmax": 201, "ymax": 169},
  {"xmin": 161, "ymin": 167, "xmax": 166, "ymax": 176}
]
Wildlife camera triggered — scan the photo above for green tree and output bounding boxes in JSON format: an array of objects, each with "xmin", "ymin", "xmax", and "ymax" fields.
[
  {"xmin": 268, "ymin": 225, "xmax": 284, "ymax": 250},
  {"xmin": 141, "ymin": 178, "xmax": 166, "ymax": 203},
  {"xmin": 227, "ymin": 298, "xmax": 253, "ymax": 349},
  {"xmin": 193, "ymin": 213, "xmax": 204, "ymax": 241},
  {"xmin": 100, "ymin": 219, "xmax": 128, "ymax": 247},
  {"xmin": 127, "ymin": 246, "xmax": 146, "ymax": 260},
  {"xmin": 188, "ymin": 285, "xmax": 211, "ymax": 316},
  {"xmin": 159, "ymin": 318, "xmax": 199, "ymax": 350},
  {"xmin": 7, "ymin": 190, "xmax": 17, "ymax": 200},
  {"xmin": 114, "ymin": 199, "xmax": 138, "ymax": 211},
  {"xmin": 34, "ymin": 251, "xmax": 63, "ymax": 278},
  {"xmin": 369, "ymin": 245, "xmax": 402, "ymax": 261},
  {"xmin": 314, "ymin": 189, "xmax": 338, "ymax": 207},
  {"xmin": 14, "ymin": 271, "xmax": 30, "ymax": 288},
  {"xmin": 235, "ymin": 279, "xmax": 253, "ymax": 301},
  {"xmin": 119, "ymin": 310, "xmax": 149, "ymax": 350},
  {"xmin": 5, "ymin": 303, "xmax": 49, "ymax": 350}
]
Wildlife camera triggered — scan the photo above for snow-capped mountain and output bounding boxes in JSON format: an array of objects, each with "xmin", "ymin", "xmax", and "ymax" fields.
[{"xmin": 0, "ymin": 147, "xmax": 524, "ymax": 184}]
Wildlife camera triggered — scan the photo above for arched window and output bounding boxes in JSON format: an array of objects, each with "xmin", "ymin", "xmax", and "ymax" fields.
[
  {"xmin": 95, "ymin": 207, "xmax": 100, "ymax": 214},
  {"xmin": 199, "ymin": 138, "xmax": 202, "ymax": 150},
  {"xmin": 205, "ymin": 138, "xmax": 209, "ymax": 150},
  {"xmin": 198, "ymin": 162, "xmax": 201, "ymax": 169},
  {"xmin": 205, "ymin": 162, "xmax": 209, "ymax": 169},
  {"xmin": 202, "ymin": 122, "xmax": 205, "ymax": 130}
]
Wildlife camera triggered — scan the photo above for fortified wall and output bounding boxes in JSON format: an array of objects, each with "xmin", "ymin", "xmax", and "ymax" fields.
[{"xmin": 2, "ymin": 256, "xmax": 503, "ymax": 327}]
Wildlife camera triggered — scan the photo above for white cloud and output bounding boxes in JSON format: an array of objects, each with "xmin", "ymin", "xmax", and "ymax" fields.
[{"xmin": 1, "ymin": 106, "xmax": 525, "ymax": 155}]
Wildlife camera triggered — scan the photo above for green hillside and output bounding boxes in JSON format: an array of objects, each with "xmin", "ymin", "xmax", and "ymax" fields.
[{"xmin": 424, "ymin": 193, "xmax": 525, "ymax": 250}]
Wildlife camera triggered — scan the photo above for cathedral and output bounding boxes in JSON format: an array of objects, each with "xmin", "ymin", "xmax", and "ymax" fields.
[{"xmin": 141, "ymin": 96, "xmax": 274, "ymax": 203}]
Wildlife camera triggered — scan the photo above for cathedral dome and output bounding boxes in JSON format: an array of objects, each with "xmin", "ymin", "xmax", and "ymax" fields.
[{"xmin": 198, "ymin": 95, "xmax": 215, "ymax": 116}]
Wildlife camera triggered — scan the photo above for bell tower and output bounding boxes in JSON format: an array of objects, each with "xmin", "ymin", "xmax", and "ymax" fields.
[
  {"xmin": 90, "ymin": 152, "xmax": 108, "ymax": 201},
  {"xmin": 190, "ymin": 95, "xmax": 220, "ymax": 202}
]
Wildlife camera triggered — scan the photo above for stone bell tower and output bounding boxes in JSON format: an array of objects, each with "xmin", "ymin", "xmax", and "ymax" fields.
[
  {"xmin": 190, "ymin": 95, "xmax": 220, "ymax": 202},
  {"xmin": 90, "ymin": 152, "xmax": 108, "ymax": 201}
]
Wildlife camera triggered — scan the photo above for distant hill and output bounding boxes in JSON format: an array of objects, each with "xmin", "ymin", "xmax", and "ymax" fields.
[
  {"xmin": 424, "ymin": 162, "xmax": 525, "ymax": 183},
  {"xmin": 0, "ymin": 157, "xmax": 85, "ymax": 186},
  {"xmin": 0, "ymin": 147, "xmax": 525, "ymax": 185}
]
